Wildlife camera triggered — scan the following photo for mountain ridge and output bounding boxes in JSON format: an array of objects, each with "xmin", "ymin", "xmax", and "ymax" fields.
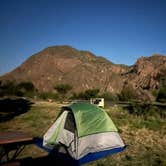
[{"xmin": 0, "ymin": 45, "xmax": 166, "ymax": 101}]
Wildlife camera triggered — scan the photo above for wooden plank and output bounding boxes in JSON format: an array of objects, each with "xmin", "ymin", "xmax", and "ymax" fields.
[
  {"xmin": 0, "ymin": 131, "xmax": 33, "ymax": 145},
  {"xmin": 0, "ymin": 160, "xmax": 20, "ymax": 166}
]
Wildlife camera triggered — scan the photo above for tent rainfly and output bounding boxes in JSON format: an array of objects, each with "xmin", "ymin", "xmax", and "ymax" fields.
[{"xmin": 43, "ymin": 102, "xmax": 126, "ymax": 165}]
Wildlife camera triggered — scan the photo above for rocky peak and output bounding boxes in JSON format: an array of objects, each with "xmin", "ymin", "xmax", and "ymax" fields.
[
  {"xmin": 0, "ymin": 45, "xmax": 127, "ymax": 93},
  {"xmin": 0, "ymin": 46, "xmax": 165, "ymax": 101},
  {"xmin": 133, "ymin": 54, "xmax": 166, "ymax": 75},
  {"xmin": 126, "ymin": 54, "xmax": 166, "ymax": 95}
]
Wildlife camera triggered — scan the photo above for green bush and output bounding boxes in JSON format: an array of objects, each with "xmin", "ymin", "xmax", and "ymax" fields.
[
  {"xmin": 0, "ymin": 81, "xmax": 17, "ymax": 96},
  {"xmin": 16, "ymin": 82, "xmax": 36, "ymax": 97},
  {"xmin": 71, "ymin": 89, "xmax": 100, "ymax": 100},
  {"xmin": 38, "ymin": 92, "xmax": 59, "ymax": 100},
  {"xmin": 99, "ymin": 92, "xmax": 118, "ymax": 101},
  {"xmin": 151, "ymin": 89, "xmax": 158, "ymax": 98},
  {"xmin": 118, "ymin": 85, "xmax": 136, "ymax": 101},
  {"xmin": 156, "ymin": 86, "xmax": 166, "ymax": 102},
  {"xmin": 0, "ymin": 81, "xmax": 36, "ymax": 98},
  {"xmin": 54, "ymin": 84, "xmax": 72, "ymax": 98},
  {"xmin": 127, "ymin": 102, "xmax": 164, "ymax": 119}
]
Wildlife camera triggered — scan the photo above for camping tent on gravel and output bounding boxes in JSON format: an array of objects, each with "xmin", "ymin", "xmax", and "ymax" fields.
[{"xmin": 43, "ymin": 102, "xmax": 126, "ymax": 165}]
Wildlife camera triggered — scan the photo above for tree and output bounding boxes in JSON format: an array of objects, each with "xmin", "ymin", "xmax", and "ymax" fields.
[
  {"xmin": 0, "ymin": 80, "xmax": 16, "ymax": 97},
  {"xmin": 99, "ymin": 92, "xmax": 118, "ymax": 101},
  {"xmin": 0, "ymin": 81, "xmax": 36, "ymax": 97},
  {"xmin": 83, "ymin": 89, "xmax": 100, "ymax": 100},
  {"xmin": 16, "ymin": 82, "xmax": 36, "ymax": 97},
  {"xmin": 118, "ymin": 85, "xmax": 136, "ymax": 101},
  {"xmin": 38, "ymin": 92, "xmax": 59, "ymax": 100},
  {"xmin": 17, "ymin": 82, "xmax": 35, "ymax": 91},
  {"xmin": 54, "ymin": 83, "xmax": 72, "ymax": 98},
  {"xmin": 156, "ymin": 86, "xmax": 166, "ymax": 102},
  {"xmin": 72, "ymin": 89, "xmax": 100, "ymax": 100}
]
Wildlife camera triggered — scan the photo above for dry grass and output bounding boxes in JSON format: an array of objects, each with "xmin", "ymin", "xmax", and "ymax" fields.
[
  {"xmin": 0, "ymin": 100, "xmax": 62, "ymax": 159},
  {"xmin": 0, "ymin": 101, "xmax": 165, "ymax": 165},
  {"xmin": 86, "ymin": 105, "xmax": 166, "ymax": 166}
]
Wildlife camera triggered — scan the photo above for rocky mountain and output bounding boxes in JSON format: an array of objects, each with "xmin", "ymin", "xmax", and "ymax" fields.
[
  {"xmin": 0, "ymin": 45, "xmax": 166, "ymax": 101},
  {"xmin": 126, "ymin": 55, "xmax": 166, "ymax": 89},
  {"xmin": 121, "ymin": 54, "xmax": 166, "ymax": 100}
]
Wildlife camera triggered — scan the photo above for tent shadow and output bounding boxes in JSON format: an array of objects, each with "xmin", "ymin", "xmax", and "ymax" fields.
[
  {"xmin": 14, "ymin": 137, "xmax": 79, "ymax": 166},
  {"xmin": 0, "ymin": 98, "xmax": 33, "ymax": 122},
  {"xmin": 20, "ymin": 150, "xmax": 79, "ymax": 166}
]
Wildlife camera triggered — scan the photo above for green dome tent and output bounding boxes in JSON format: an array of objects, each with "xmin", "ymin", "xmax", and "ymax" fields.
[{"xmin": 43, "ymin": 102, "xmax": 126, "ymax": 165}]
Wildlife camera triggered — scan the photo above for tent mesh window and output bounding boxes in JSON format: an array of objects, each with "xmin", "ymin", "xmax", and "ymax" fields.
[{"xmin": 64, "ymin": 112, "xmax": 75, "ymax": 133}]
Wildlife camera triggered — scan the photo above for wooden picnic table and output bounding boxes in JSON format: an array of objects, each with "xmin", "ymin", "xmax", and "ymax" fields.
[{"xmin": 0, "ymin": 131, "xmax": 34, "ymax": 163}]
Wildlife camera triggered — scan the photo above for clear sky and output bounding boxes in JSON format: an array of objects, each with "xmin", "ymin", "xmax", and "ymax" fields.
[{"xmin": 0, "ymin": 0, "xmax": 166, "ymax": 75}]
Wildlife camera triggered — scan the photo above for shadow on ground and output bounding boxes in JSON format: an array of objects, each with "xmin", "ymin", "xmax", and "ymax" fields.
[
  {"xmin": 0, "ymin": 98, "xmax": 33, "ymax": 122},
  {"xmin": 1, "ymin": 152, "xmax": 79, "ymax": 166},
  {"xmin": 20, "ymin": 152, "xmax": 79, "ymax": 166}
]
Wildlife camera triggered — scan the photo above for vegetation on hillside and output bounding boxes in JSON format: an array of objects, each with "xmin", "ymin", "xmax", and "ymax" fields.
[
  {"xmin": 54, "ymin": 83, "xmax": 72, "ymax": 99},
  {"xmin": 157, "ymin": 86, "xmax": 166, "ymax": 102},
  {"xmin": 0, "ymin": 81, "xmax": 36, "ymax": 97},
  {"xmin": 1, "ymin": 78, "xmax": 166, "ymax": 103},
  {"xmin": 71, "ymin": 88, "xmax": 100, "ymax": 100},
  {"xmin": 118, "ymin": 85, "xmax": 137, "ymax": 101},
  {"xmin": 99, "ymin": 92, "xmax": 118, "ymax": 101},
  {"xmin": 37, "ymin": 92, "xmax": 59, "ymax": 100}
]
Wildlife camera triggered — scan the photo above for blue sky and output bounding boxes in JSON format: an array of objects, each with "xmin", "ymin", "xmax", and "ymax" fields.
[{"xmin": 0, "ymin": 0, "xmax": 166, "ymax": 75}]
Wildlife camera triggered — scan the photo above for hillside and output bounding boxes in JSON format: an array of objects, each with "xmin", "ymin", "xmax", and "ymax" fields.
[
  {"xmin": 0, "ymin": 46, "xmax": 166, "ymax": 100},
  {"xmin": 122, "ymin": 54, "xmax": 166, "ymax": 100},
  {"xmin": 0, "ymin": 46, "xmax": 127, "ymax": 93}
]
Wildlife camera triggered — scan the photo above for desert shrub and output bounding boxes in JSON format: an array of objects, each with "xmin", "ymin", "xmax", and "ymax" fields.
[
  {"xmin": 17, "ymin": 82, "xmax": 35, "ymax": 91},
  {"xmin": 127, "ymin": 102, "xmax": 165, "ymax": 119},
  {"xmin": 54, "ymin": 83, "xmax": 72, "ymax": 98},
  {"xmin": 0, "ymin": 81, "xmax": 17, "ymax": 96},
  {"xmin": 71, "ymin": 89, "xmax": 100, "ymax": 100},
  {"xmin": 38, "ymin": 92, "xmax": 59, "ymax": 100},
  {"xmin": 141, "ymin": 118, "xmax": 165, "ymax": 131},
  {"xmin": 83, "ymin": 89, "xmax": 100, "ymax": 99},
  {"xmin": 0, "ymin": 81, "xmax": 36, "ymax": 98},
  {"xmin": 118, "ymin": 85, "xmax": 136, "ymax": 101},
  {"xmin": 128, "ymin": 102, "xmax": 144, "ymax": 116},
  {"xmin": 144, "ymin": 105, "xmax": 160, "ymax": 117},
  {"xmin": 16, "ymin": 82, "xmax": 36, "ymax": 97},
  {"xmin": 151, "ymin": 89, "xmax": 158, "ymax": 98},
  {"xmin": 99, "ymin": 92, "xmax": 118, "ymax": 101},
  {"xmin": 156, "ymin": 86, "xmax": 166, "ymax": 102}
]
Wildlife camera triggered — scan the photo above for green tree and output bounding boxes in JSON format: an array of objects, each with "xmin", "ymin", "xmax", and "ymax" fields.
[
  {"xmin": 0, "ymin": 80, "xmax": 17, "ymax": 96},
  {"xmin": 99, "ymin": 92, "xmax": 118, "ymax": 101},
  {"xmin": 156, "ymin": 86, "xmax": 166, "ymax": 102},
  {"xmin": 16, "ymin": 82, "xmax": 36, "ymax": 97},
  {"xmin": 0, "ymin": 81, "xmax": 36, "ymax": 97},
  {"xmin": 118, "ymin": 85, "xmax": 136, "ymax": 101},
  {"xmin": 84, "ymin": 89, "xmax": 100, "ymax": 99},
  {"xmin": 54, "ymin": 83, "xmax": 72, "ymax": 98},
  {"xmin": 38, "ymin": 92, "xmax": 59, "ymax": 100},
  {"xmin": 17, "ymin": 82, "xmax": 35, "ymax": 91},
  {"xmin": 73, "ymin": 88, "xmax": 100, "ymax": 100}
]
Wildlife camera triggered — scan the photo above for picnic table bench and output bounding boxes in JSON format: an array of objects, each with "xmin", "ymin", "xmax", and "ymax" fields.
[
  {"xmin": 0, "ymin": 131, "xmax": 77, "ymax": 166},
  {"xmin": 0, "ymin": 131, "xmax": 33, "ymax": 164}
]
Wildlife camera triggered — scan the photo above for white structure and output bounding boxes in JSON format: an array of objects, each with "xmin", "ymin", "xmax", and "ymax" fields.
[{"xmin": 90, "ymin": 98, "xmax": 104, "ymax": 108}]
